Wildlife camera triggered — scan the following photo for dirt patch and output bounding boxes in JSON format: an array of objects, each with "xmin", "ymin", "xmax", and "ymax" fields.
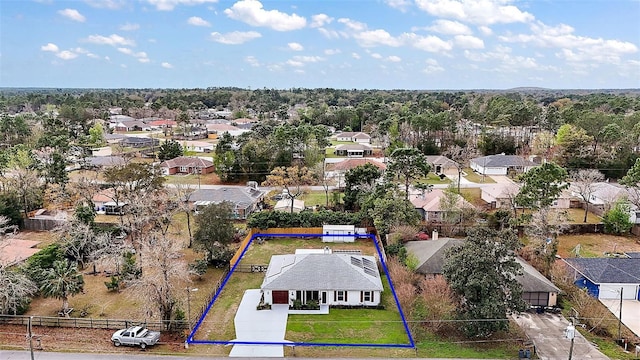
[{"xmin": 557, "ymin": 234, "xmax": 640, "ymax": 258}]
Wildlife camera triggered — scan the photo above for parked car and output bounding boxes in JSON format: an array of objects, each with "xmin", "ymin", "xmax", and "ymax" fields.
[{"xmin": 111, "ymin": 326, "xmax": 160, "ymax": 349}]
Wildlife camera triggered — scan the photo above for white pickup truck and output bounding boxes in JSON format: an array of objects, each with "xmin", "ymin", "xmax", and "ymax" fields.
[{"xmin": 111, "ymin": 326, "xmax": 160, "ymax": 349}]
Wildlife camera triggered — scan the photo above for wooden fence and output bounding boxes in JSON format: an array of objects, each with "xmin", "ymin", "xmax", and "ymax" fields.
[
  {"xmin": 0, "ymin": 314, "xmax": 182, "ymax": 331},
  {"xmin": 233, "ymin": 264, "xmax": 268, "ymax": 273}
]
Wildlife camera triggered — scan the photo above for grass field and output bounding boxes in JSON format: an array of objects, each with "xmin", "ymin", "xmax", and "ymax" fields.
[{"xmin": 463, "ymin": 168, "xmax": 497, "ymax": 183}]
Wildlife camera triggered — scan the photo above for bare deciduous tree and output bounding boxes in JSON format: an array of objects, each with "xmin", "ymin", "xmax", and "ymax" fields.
[{"xmin": 569, "ymin": 169, "xmax": 605, "ymax": 223}]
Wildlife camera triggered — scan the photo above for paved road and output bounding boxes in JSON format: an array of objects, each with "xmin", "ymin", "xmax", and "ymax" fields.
[
  {"xmin": 0, "ymin": 350, "xmax": 503, "ymax": 360},
  {"xmin": 513, "ymin": 312, "xmax": 609, "ymax": 360}
]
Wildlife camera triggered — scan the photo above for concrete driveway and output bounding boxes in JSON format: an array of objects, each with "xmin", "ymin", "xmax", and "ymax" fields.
[
  {"xmin": 229, "ymin": 289, "xmax": 290, "ymax": 357},
  {"xmin": 601, "ymin": 299, "xmax": 640, "ymax": 337},
  {"xmin": 513, "ymin": 312, "xmax": 609, "ymax": 360}
]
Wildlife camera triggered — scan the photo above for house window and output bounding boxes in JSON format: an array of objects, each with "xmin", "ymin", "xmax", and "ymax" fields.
[
  {"xmin": 335, "ymin": 290, "xmax": 346, "ymax": 302},
  {"xmin": 361, "ymin": 291, "xmax": 372, "ymax": 302},
  {"xmin": 179, "ymin": 166, "xmax": 188, "ymax": 173}
]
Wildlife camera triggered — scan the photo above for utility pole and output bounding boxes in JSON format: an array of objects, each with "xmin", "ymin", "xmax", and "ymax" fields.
[
  {"xmin": 618, "ymin": 287, "xmax": 624, "ymax": 341},
  {"xmin": 28, "ymin": 316, "xmax": 34, "ymax": 360}
]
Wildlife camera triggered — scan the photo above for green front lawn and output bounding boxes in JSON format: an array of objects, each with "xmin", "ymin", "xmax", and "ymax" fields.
[{"xmin": 463, "ymin": 168, "xmax": 497, "ymax": 183}]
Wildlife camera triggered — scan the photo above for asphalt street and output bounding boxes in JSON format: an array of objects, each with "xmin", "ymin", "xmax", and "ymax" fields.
[{"xmin": 0, "ymin": 350, "xmax": 504, "ymax": 360}]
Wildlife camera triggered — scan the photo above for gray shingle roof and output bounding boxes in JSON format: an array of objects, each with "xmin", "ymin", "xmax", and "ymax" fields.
[
  {"xmin": 189, "ymin": 187, "xmax": 264, "ymax": 208},
  {"xmin": 405, "ymin": 239, "xmax": 559, "ymax": 293},
  {"xmin": 261, "ymin": 253, "xmax": 383, "ymax": 291},
  {"xmin": 564, "ymin": 258, "xmax": 640, "ymax": 284},
  {"xmin": 471, "ymin": 154, "xmax": 536, "ymax": 168}
]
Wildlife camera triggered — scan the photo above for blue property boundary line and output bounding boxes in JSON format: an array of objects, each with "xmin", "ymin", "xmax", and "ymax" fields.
[{"xmin": 187, "ymin": 232, "xmax": 415, "ymax": 349}]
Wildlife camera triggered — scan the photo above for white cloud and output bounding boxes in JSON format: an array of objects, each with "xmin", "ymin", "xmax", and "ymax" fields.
[
  {"xmin": 145, "ymin": 0, "xmax": 219, "ymax": 11},
  {"xmin": 58, "ymin": 8, "xmax": 86, "ymax": 22},
  {"xmin": 427, "ymin": 19, "xmax": 472, "ymax": 35},
  {"xmin": 463, "ymin": 45, "xmax": 552, "ymax": 72},
  {"xmin": 87, "ymin": 53, "xmax": 99, "ymax": 59},
  {"xmin": 286, "ymin": 60, "xmax": 304, "ymax": 67},
  {"xmin": 161, "ymin": 62, "xmax": 173, "ymax": 68},
  {"xmin": 310, "ymin": 14, "xmax": 333, "ymax": 28},
  {"xmin": 288, "ymin": 42, "xmax": 304, "ymax": 51},
  {"xmin": 478, "ymin": 25, "xmax": 492, "ymax": 36},
  {"xmin": 41, "ymin": 43, "xmax": 59, "ymax": 52},
  {"xmin": 324, "ymin": 48, "xmax": 341, "ymax": 55},
  {"xmin": 118, "ymin": 47, "xmax": 150, "ymax": 62},
  {"xmin": 292, "ymin": 55, "xmax": 324, "ymax": 63},
  {"xmin": 352, "ymin": 52, "xmax": 361, "ymax": 59},
  {"xmin": 500, "ymin": 21, "xmax": 638, "ymax": 64},
  {"xmin": 245, "ymin": 56, "xmax": 260, "ymax": 67},
  {"xmin": 370, "ymin": 53, "xmax": 382, "ymax": 59},
  {"xmin": 84, "ymin": 34, "xmax": 135, "ymax": 47},
  {"xmin": 187, "ymin": 16, "xmax": 211, "ymax": 27},
  {"xmin": 56, "ymin": 50, "xmax": 78, "ymax": 60},
  {"xmin": 119, "ymin": 23, "xmax": 140, "ymax": 31},
  {"xmin": 401, "ymin": 33, "xmax": 452, "ymax": 52},
  {"xmin": 317, "ymin": 28, "xmax": 339, "ymax": 39},
  {"xmin": 224, "ymin": 0, "xmax": 306, "ymax": 31},
  {"xmin": 354, "ymin": 29, "xmax": 403, "ymax": 47},
  {"xmin": 210, "ymin": 31, "xmax": 262, "ymax": 45},
  {"xmin": 415, "ymin": 0, "xmax": 534, "ymax": 25},
  {"xmin": 387, "ymin": 55, "xmax": 402, "ymax": 62},
  {"xmin": 384, "ymin": 0, "xmax": 412, "ymax": 12},
  {"xmin": 85, "ymin": 0, "xmax": 126, "ymax": 10},
  {"xmin": 423, "ymin": 59, "xmax": 445, "ymax": 74},
  {"xmin": 338, "ymin": 18, "xmax": 367, "ymax": 32},
  {"xmin": 454, "ymin": 35, "xmax": 484, "ymax": 49}
]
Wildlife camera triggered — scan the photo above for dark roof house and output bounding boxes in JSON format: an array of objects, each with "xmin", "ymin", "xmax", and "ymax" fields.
[
  {"xmin": 563, "ymin": 257, "xmax": 640, "ymax": 300},
  {"xmin": 405, "ymin": 239, "xmax": 560, "ymax": 307}
]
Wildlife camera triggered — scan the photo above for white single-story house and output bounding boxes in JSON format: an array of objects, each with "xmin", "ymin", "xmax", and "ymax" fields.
[
  {"xmin": 260, "ymin": 251, "xmax": 383, "ymax": 307},
  {"xmin": 564, "ymin": 255, "xmax": 640, "ymax": 300},
  {"xmin": 336, "ymin": 132, "xmax": 371, "ymax": 144},
  {"xmin": 334, "ymin": 144, "xmax": 373, "ymax": 157},
  {"xmin": 470, "ymin": 154, "xmax": 536, "ymax": 176},
  {"xmin": 405, "ymin": 239, "xmax": 560, "ymax": 307},
  {"xmin": 570, "ymin": 182, "xmax": 640, "ymax": 223},
  {"xmin": 274, "ymin": 199, "xmax": 305, "ymax": 213},
  {"xmin": 182, "ymin": 140, "xmax": 215, "ymax": 153}
]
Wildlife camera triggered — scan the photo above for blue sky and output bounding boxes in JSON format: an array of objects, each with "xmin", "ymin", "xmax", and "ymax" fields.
[{"xmin": 1, "ymin": 0, "xmax": 639, "ymax": 89}]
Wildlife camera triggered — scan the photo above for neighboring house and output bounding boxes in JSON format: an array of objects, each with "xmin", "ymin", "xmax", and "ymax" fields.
[
  {"xmin": 86, "ymin": 156, "xmax": 127, "ymax": 168},
  {"xmin": 147, "ymin": 119, "xmax": 177, "ymax": 130},
  {"xmin": 327, "ymin": 158, "xmax": 386, "ymax": 187},
  {"xmin": 409, "ymin": 188, "xmax": 474, "ymax": 222},
  {"xmin": 336, "ymin": 132, "xmax": 371, "ymax": 144},
  {"xmin": 188, "ymin": 185, "xmax": 265, "ymax": 219},
  {"xmin": 570, "ymin": 182, "xmax": 639, "ymax": 223},
  {"xmin": 470, "ymin": 154, "xmax": 536, "ymax": 176},
  {"xmin": 482, "ymin": 183, "xmax": 573, "ymax": 210},
  {"xmin": 481, "ymin": 183, "xmax": 521, "ymax": 210},
  {"xmin": 182, "ymin": 140, "xmax": 215, "ymax": 153},
  {"xmin": 563, "ymin": 255, "xmax": 640, "ymax": 300},
  {"xmin": 425, "ymin": 155, "xmax": 460, "ymax": 177},
  {"xmin": 159, "ymin": 156, "xmax": 215, "ymax": 175},
  {"xmin": 91, "ymin": 146, "xmax": 112, "ymax": 157},
  {"xmin": 232, "ymin": 118, "xmax": 258, "ymax": 129},
  {"xmin": 206, "ymin": 123, "xmax": 248, "ymax": 138},
  {"xmin": 114, "ymin": 120, "xmax": 151, "ymax": 132},
  {"xmin": 405, "ymin": 239, "xmax": 560, "ymax": 307},
  {"xmin": 105, "ymin": 133, "xmax": 126, "ymax": 144},
  {"xmin": 92, "ymin": 189, "xmax": 115, "ymax": 213},
  {"xmin": 120, "ymin": 137, "xmax": 159, "ymax": 148},
  {"xmin": 260, "ymin": 250, "xmax": 383, "ymax": 307},
  {"xmin": 274, "ymin": 199, "xmax": 305, "ymax": 213},
  {"xmin": 334, "ymin": 144, "xmax": 373, "ymax": 157}
]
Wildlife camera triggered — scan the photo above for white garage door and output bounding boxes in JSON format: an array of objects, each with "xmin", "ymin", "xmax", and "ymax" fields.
[{"xmin": 599, "ymin": 284, "xmax": 638, "ymax": 300}]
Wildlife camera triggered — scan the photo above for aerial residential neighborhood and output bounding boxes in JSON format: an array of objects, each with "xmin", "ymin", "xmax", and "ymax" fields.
[{"xmin": 1, "ymin": 1, "xmax": 640, "ymax": 359}]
